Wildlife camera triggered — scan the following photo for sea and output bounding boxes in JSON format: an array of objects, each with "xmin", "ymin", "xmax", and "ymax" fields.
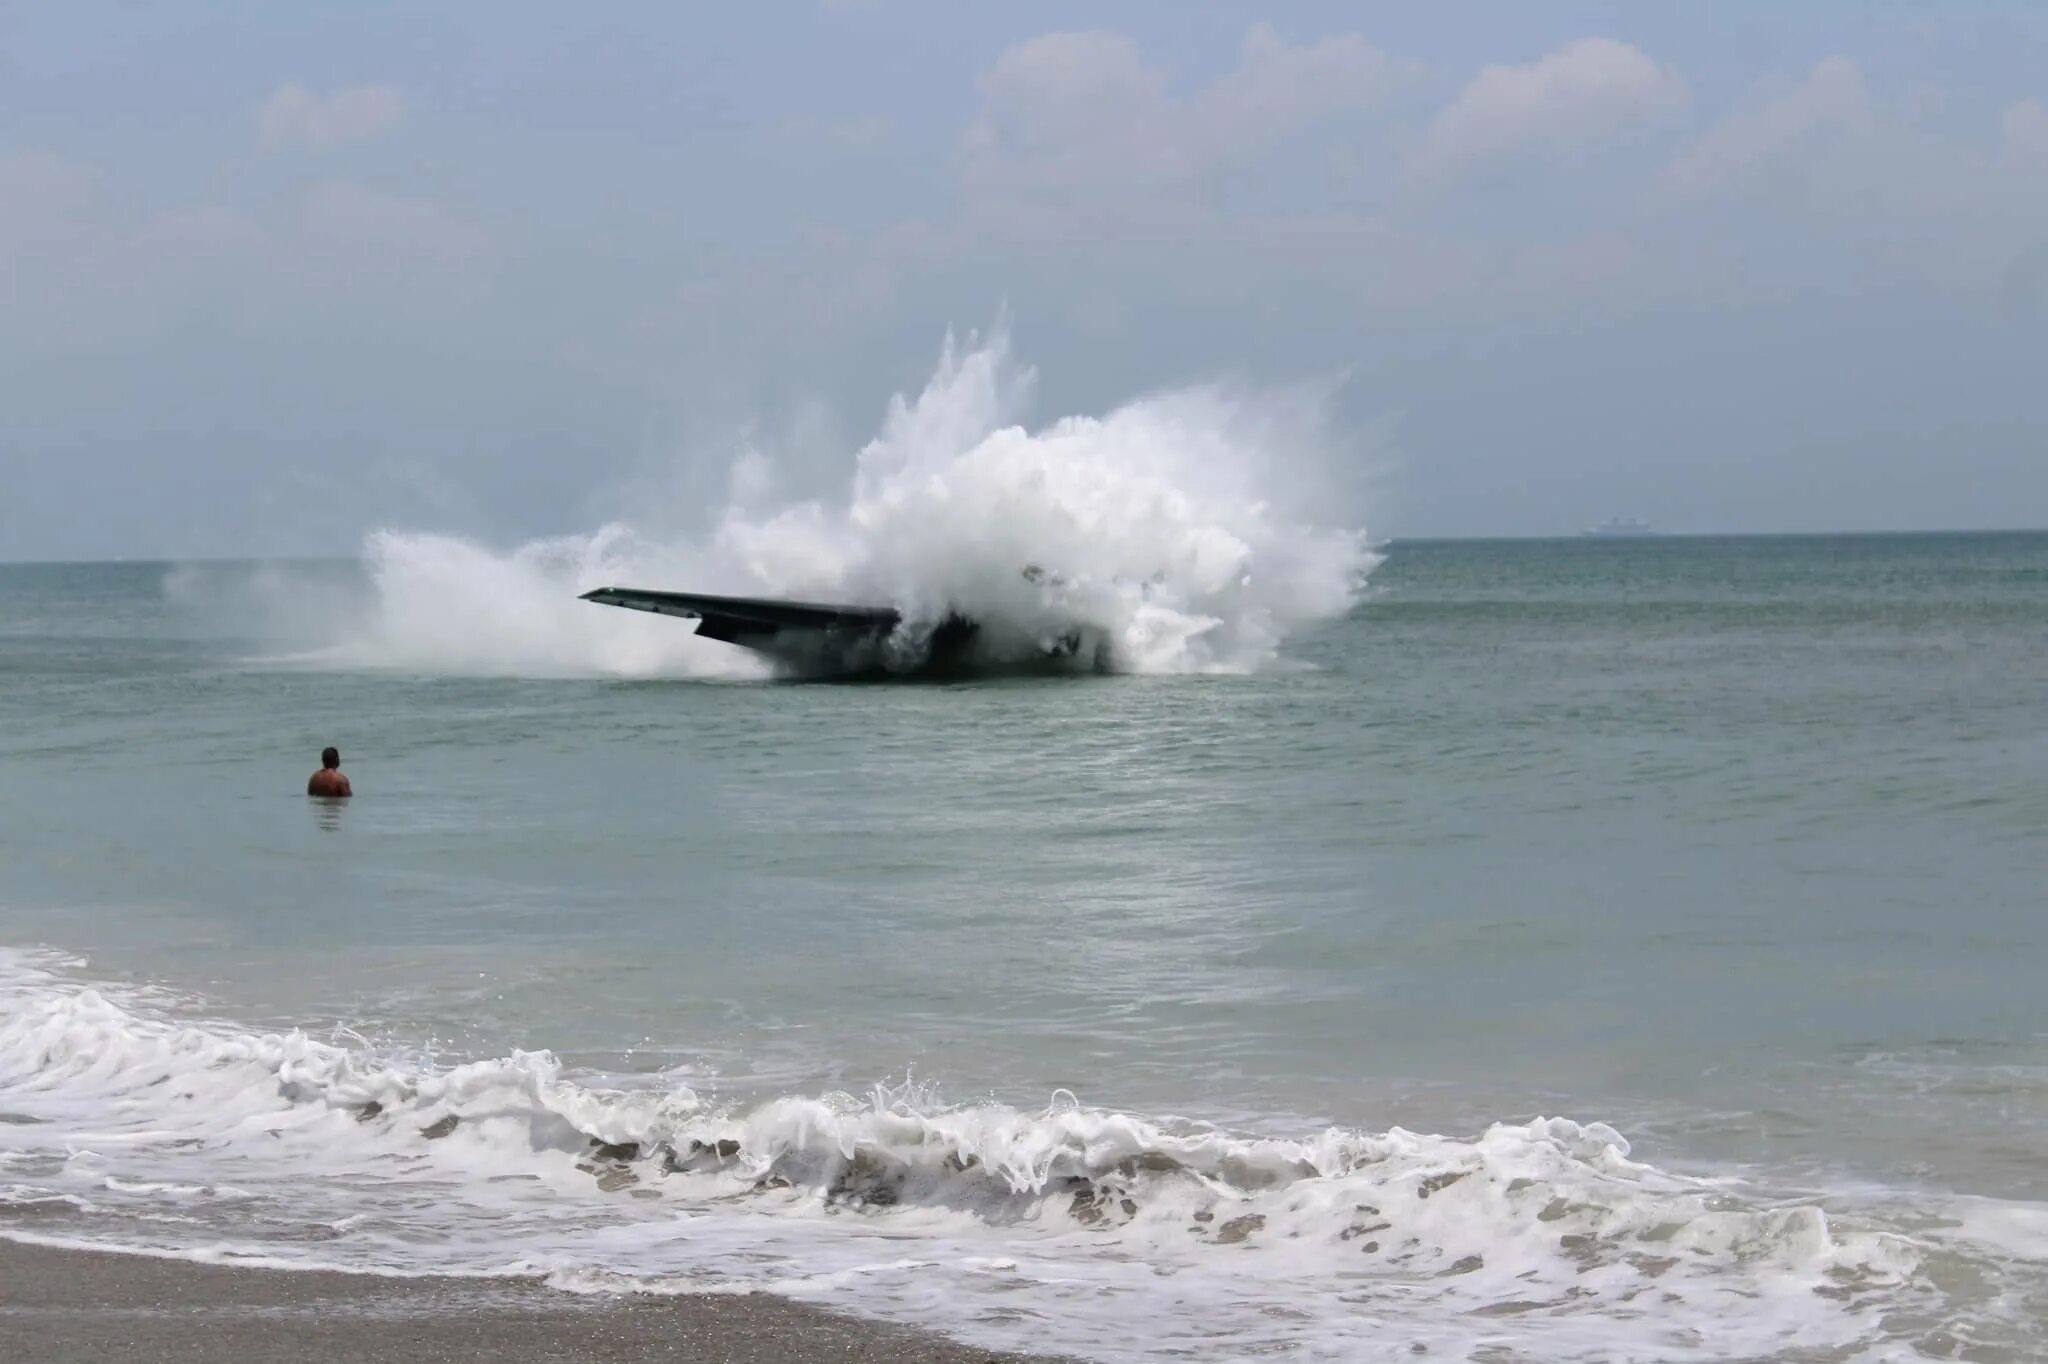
[
  {"xmin": 3, "ymin": 525, "xmax": 2045, "ymax": 1363},
  {"xmin": 2, "ymin": 336, "xmax": 2046, "ymax": 1361}
]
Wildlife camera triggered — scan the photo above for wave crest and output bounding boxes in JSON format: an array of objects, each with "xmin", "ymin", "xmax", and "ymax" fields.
[{"xmin": 2, "ymin": 947, "xmax": 2010, "ymax": 1363}]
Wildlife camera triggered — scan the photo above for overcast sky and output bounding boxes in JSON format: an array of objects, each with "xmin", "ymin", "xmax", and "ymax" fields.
[{"xmin": 4, "ymin": 2, "xmax": 2047, "ymax": 560}]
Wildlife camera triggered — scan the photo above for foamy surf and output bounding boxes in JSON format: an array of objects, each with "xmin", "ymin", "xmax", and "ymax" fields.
[
  {"xmin": 3, "ymin": 947, "xmax": 2037, "ymax": 1362},
  {"xmin": 172, "ymin": 328, "xmax": 1377, "ymax": 679}
]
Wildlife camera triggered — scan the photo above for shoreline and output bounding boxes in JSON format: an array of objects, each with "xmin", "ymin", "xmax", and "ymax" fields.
[{"xmin": 0, "ymin": 1235, "xmax": 1073, "ymax": 1364}]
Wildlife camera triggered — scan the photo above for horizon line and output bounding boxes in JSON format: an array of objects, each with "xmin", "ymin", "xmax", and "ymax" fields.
[{"xmin": 4, "ymin": 525, "xmax": 2047, "ymax": 568}]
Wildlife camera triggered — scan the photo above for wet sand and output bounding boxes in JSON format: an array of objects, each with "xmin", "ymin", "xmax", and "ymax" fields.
[{"xmin": 0, "ymin": 1238, "xmax": 1071, "ymax": 1363}]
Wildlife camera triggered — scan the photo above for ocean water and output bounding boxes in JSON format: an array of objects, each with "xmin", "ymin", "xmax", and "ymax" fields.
[
  {"xmin": 3, "ymin": 333, "xmax": 2046, "ymax": 1361},
  {"xmin": 4, "ymin": 526, "xmax": 2046, "ymax": 1362}
]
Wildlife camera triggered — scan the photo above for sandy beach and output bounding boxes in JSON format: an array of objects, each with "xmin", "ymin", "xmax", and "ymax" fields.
[{"xmin": 0, "ymin": 1237, "xmax": 1068, "ymax": 1364}]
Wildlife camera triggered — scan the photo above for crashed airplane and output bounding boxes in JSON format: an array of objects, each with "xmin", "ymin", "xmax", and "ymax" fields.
[{"xmin": 578, "ymin": 568, "xmax": 1105, "ymax": 676}]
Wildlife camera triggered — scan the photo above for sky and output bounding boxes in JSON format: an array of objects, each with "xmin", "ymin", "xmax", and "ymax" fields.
[{"xmin": 3, "ymin": 1, "xmax": 2047, "ymax": 560}]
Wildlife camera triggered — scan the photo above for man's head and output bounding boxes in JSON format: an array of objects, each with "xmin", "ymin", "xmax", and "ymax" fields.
[{"xmin": 322, "ymin": 747, "xmax": 340, "ymax": 770}]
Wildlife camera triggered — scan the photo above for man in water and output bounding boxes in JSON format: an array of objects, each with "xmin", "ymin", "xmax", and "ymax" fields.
[{"xmin": 307, "ymin": 746, "xmax": 352, "ymax": 798}]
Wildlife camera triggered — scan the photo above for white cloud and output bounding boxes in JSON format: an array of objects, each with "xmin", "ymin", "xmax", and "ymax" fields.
[
  {"xmin": 0, "ymin": 157, "xmax": 493, "ymax": 355},
  {"xmin": 0, "ymin": 152, "xmax": 94, "ymax": 210},
  {"xmin": 1202, "ymin": 24, "xmax": 1403, "ymax": 159},
  {"xmin": 1411, "ymin": 38, "xmax": 1686, "ymax": 181},
  {"xmin": 1663, "ymin": 58, "xmax": 1871, "ymax": 198},
  {"xmin": 0, "ymin": 153, "xmax": 96, "ymax": 261},
  {"xmin": 781, "ymin": 113, "xmax": 894, "ymax": 148},
  {"xmin": 302, "ymin": 180, "xmax": 490, "ymax": 263},
  {"xmin": 136, "ymin": 205, "xmax": 266, "ymax": 257},
  {"xmin": 963, "ymin": 25, "xmax": 1399, "ymax": 209},
  {"xmin": 2004, "ymin": 98, "xmax": 2048, "ymax": 169},
  {"xmin": 259, "ymin": 84, "xmax": 403, "ymax": 150},
  {"xmin": 963, "ymin": 31, "xmax": 1177, "ymax": 201}
]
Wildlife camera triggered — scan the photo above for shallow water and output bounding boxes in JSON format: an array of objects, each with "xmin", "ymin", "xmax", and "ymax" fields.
[{"xmin": 4, "ymin": 533, "xmax": 2046, "ymax": 1361}]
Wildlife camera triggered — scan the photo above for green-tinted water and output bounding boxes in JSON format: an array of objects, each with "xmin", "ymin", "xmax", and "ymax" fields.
[{"xmin": 4, "ymin": 533, "xmax": 2044, "ymax": 1360}]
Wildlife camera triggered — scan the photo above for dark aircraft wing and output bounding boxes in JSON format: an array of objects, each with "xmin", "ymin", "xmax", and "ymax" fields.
[{"xmin": 578, "ymin": 587, "xmax": 901, "ymax": 645}]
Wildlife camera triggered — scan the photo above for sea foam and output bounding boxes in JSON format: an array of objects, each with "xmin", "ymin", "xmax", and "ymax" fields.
[{"xmin": 4, "ymin": 946, "xmax": 2029, "ymax": 1363}]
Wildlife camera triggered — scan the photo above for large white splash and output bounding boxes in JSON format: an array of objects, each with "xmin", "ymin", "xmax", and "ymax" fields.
[{"xmin": 314, "ymin": 329, "xmax": 1378, "ymax": 678}]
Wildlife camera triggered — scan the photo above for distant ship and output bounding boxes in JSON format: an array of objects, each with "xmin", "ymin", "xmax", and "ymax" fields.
[{"xmin": 1582, "ymin": 517, "xmax": 1657, "ymax": 538}]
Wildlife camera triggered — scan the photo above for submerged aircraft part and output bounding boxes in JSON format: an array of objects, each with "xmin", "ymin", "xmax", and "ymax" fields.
[
  {"xmin": 577, "ymin": 587, "xmax": 901, "ymax": 644},
  {"xmin": 579, "ymin": 585, "xmax": 1013, "ymax": 676}
]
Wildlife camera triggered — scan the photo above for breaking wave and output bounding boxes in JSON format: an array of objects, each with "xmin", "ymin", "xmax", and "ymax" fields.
[
  {"xmin": 190, "ymin": 328, "xmax": 1377, "ymax": 678},
  {"xmin": 5, "ymin": 947, "xmax": 2038, "ymax": 1362}
]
